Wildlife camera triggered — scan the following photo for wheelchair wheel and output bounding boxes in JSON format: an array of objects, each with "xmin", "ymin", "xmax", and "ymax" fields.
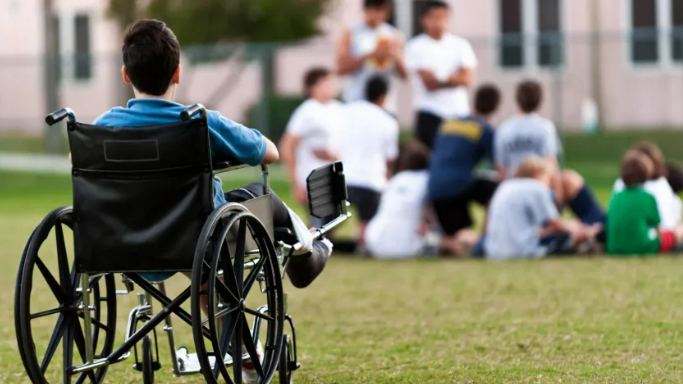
[
  {"xmin": 278, "ymin": 335, "xmax": 293, "ymax": 384},
  {"xmin": 142, "ymin": 336, "xmax": 154, "ymax": 384},
  {"xmin": 191, "ymin": 204, "xmax": 285, "ymax": 384},
  {"xmin": 15, "ymin": 207, "xmax": 117, "ymax": 384}
]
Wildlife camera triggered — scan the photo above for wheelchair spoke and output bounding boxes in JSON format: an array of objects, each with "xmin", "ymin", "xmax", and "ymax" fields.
[
  {"xmin": 244, "ymin": 306, "xmax": 274, "ymax": 322},
  {"xmin": 35, "ymin": 256, "xmax": 66, "ymax": 304},
  {"xmin": 55, "ymin": 221, "xmax": 72, "ymax": 293},
  {"xmin": 41, "ymin": 314, "xmax": 66, "ymax": 373},
  {"xmin": 32, "ymin": 306, "xmax": 68, "ymax": 320},
  {"xmin": 73, "ymin": 320, "xmax": 98, "ymax": 383},
  {"xmin": 218, "ymin": 241, "xmax": 241, "ymax": 300},
  {"xmin": 242, "ymin": 256, "xmax": 265, "ymax": 297},
  {"xmin": 63, "ymin": 315, "xmax": 74, "ymax": 384},
  {"xmin": 240, "ymin": 313, "xmax": 264, "ymax": 378},
  {"xmin": 202, "ymin": 305, "xmax": 239, "ymax": 325},
  {"xmin": 77, "ymin": 313, "xmax": 115, "ymax": 334},
  {"xmin": 234, "ymin": 220, "xmax": 247, "ymax": 296},
  {"xmin": 233, "ymin": 314, "xmax": 243, "ymax": 384},
  {"xmin": 209, "ymin": 306, "xmax": 237, "ymax": 383}
]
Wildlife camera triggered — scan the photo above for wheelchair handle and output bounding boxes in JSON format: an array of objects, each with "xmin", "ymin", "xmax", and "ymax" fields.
[
  {"xmin": 45, "ymin": 108, "xmax": 76, "ymax": 125},
  {"xmin": 180, "ymin": 104, "xmax": 207, "ymax": 121}
]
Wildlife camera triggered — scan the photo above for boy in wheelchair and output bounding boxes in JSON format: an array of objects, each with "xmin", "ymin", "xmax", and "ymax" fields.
[{"xmin": 93, "ymin": 19, "xmax": 332, "ymax": 289}]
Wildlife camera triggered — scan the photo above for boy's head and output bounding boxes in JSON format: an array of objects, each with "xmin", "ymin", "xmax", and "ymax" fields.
[
  {"xmin": 365, "ymin": 75, "xmax": 389, "ymax": 106},
  {"xmin": 514, "ymin": 155, "xmax": 552, "ymax": 186},
  {"xmin": 631, "ymin": 141, "xmax": 666, "ymax": 179},
  {"xmin": 621, "ymin": 150, "xmax": 654, "ymax": 187},
  {"xmin": 393, "ymin": 141, "xmax": 431, "ymax": 175},
  {"xmin": 421, "ymin": 1, "xmax": 449, "ymax": 38},
  {"xmin": 304, "ymin": 67, "xmax": 336, "ymax": 102},
  {"xmin": 516, "ymin": 80, "xmax": 543, "ymax": 113},
  {"xmin": 364, "ymin": 0, "xmax": 392, "ymax": 27},
  {"xmin": 122, "ymin": 19, "xmax": 181, "ymax": 97},
  {"xmin": 474, "ymin": 84, "xmax": 502, "ymax": 117},
  {"xmin": 666, "ymin": 162, "xmax": 683, "ymax": 193}
]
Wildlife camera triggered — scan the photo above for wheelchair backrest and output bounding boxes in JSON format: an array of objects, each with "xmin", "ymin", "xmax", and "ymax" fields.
[{"xmin": 67, "ymin": 118, "xmax": 214, "ymax": 273}]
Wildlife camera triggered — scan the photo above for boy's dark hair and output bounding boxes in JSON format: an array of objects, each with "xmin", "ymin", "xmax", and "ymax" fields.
[
  {"xmin": 366, "ymin": 75, "xmax": 389, "ymax": 103},
  {"xmin": 474, "ymin": 84, "xmax": 501, "ymax": 116},
  {"xmin": 123, "ymin": 19, "xmax": 180, "ymax": 96},
  {"xmin": 304, "ymin": 67, "xmax": 331, "ymax": 95},
  {"xmin": 632, "ymin": 141, "xmax": 667, "ymax": 179},
  {"xmin": 393, "ymin": 141, "xmax": 431, "ymax": 175},
  {"xmin": 666, "ymin": 162, "xmax": 683, "ymax": 193},
  {"xmin": 421, "ymin": 0, "xmax": 449, "ymax": 16},
  {"xmin": 621, "ymin": 150, "xmax": 652, "ymax": 187},
  {"xmin": 516, "ymin": 80, "xmax": 543, "ymax": 113},
  {"xmin": 364, "ymin": 0, "xmax": 392, "ymax": 8}
]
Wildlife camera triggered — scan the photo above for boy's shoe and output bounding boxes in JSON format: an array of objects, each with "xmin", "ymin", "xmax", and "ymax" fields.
[{"xmin": 241, "ymin": 340, "xmax": 264, "ymax": 384}]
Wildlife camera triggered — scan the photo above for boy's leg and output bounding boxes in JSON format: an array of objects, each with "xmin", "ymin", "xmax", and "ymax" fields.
[
  {"xmin": 225, "ymin": 182, "xmax": 332, "ymax": 288},
  {"xmin": 562, "ymin": 170, "xmax": 606, "ymax": 225}
]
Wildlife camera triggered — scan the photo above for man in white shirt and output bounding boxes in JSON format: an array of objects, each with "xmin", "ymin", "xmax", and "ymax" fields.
[
  {"xmin": 338, "ymin": 76, "xmax": 400, "ymax": 243},
  {"xmin": 405, "ymin": 0, "xmax": 478, "ymax": 149},
  {"xmin": 280, "ymin": 68, "xmax": 342, "ymax": 211},
  {"xmin": 337, "ymin": 0, "xmax": 407, "ymax": 114}
]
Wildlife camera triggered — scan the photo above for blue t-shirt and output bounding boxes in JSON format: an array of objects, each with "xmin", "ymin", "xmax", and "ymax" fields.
[
  {"xmin": 427, "ymin": 116, "xmax": 494, "ymax": 200},
  {"xmin": 94, "ymin": 99, "xmax": 267, "ymax": 207}
]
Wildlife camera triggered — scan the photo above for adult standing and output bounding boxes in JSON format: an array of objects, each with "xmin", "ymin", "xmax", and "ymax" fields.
[
  {"xmin": 337, "ymin": 0, "xmax": 407, "ymax": 113},
  {"xmin": 405, "ymin": 0, "xmax": 478, "ymax": 149}
]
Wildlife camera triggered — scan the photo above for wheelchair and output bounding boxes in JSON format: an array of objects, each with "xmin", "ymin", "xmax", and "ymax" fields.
[{"xmin": 14, "ymin": 104, "xmax": 351, "ymax": 384}]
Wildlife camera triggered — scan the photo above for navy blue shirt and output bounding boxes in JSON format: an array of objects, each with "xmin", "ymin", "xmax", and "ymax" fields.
[
  {"xmin": 427, "ymin": 116, "xmax": 495, "ymax": 200},
  {"xmin": 94, "ymin": 99, "xmax": 267, "ymax": 207}
]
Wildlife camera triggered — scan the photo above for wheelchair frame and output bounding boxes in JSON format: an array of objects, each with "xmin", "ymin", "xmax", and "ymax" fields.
[{"xmin": 15, "ymin": 105, "xmax": 351, "ymax": 384}]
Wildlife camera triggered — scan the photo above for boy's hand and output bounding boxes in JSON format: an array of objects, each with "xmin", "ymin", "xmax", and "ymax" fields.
[{"xmin": 294, "ymin": 185, "xmax": 308, "ymax": 206}]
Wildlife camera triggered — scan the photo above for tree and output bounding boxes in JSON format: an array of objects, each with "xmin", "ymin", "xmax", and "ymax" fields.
[{"xmin": 108, "ymin": 0, "xmax": 329, "ymax": 45}]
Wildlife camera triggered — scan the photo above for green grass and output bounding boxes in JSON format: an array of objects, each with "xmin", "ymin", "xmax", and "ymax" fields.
[{"xmin": 3, "ymin": 170, "xmax": 683, "ymax": 383}]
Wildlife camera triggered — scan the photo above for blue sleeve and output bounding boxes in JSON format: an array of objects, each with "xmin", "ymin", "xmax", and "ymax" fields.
[{"xmin": 207, "ymin": 111, "xmax": 267, "ymax": 166}]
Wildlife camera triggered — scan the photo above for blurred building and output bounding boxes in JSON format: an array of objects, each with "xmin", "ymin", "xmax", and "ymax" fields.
[{"xmin": 0, "ymin": 0, "xmax": 681, "ymax": 134}]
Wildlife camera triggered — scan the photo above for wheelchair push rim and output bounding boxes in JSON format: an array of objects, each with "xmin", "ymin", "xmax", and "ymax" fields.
[
  {"xmin": 15, "ymin": 206, "xmax": 117, "ymax": 384},
  {"xmin": 191, "ymin": 205, "xmax": 285, "ymax": 384}
]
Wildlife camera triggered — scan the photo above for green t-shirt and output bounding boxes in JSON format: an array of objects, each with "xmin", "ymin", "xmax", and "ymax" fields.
[{"xmin": 606, "ymin": 186, "xmax": 661, "ymax": 256}]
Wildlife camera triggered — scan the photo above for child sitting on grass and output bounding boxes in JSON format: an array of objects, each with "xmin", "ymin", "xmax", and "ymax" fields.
[
  {"xmin": 481, "ymin": 155, "xmax": 594, "ymax": 260},
  {"xmin": 606, "ymin": 151, "xmax": 683, "ymax": 256},
  {"xmin": 365, "ymin": 141, "xmax": 477, "ymax": 259}
]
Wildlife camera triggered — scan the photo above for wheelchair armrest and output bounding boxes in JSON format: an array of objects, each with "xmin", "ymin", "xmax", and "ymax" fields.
[{"xmin": 212, "ymin": 156, "xmax": 246, "ymax": 172}]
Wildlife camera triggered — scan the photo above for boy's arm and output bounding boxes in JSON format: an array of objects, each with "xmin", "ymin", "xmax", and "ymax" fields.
[
  {"xmin": 262, "ymin": 138, "xmax": 279, "ymax": 165},
  {"xmin": 211, "ymin": 114, "xmax": 278, "ymax": 166},
  {"xmin": 279, "ymin": 132, "xmax": 308, "ymax": 205},
  {"xmin": 337, "ymin": 29, "xmax": 370, "ymax": 75}
]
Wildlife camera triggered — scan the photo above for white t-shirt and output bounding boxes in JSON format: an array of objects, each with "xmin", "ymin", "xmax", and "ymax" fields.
[
  {"xmin": 613, "ymin": 177, "xmax": 682, "ymax": 230},
  {"xmin": 405, "ymin": 33, "xmax": 477, "ymax": 118},
  {"xmin": 337, "ymin": 101, "xmax": 399, "ymax": 192},
  {"xmin": 342, "ymin": 22, "xmax": 401, "ymax": 113},
  {"xmin": 366, "ymin": 170, "xmax": 429, "ymax": 258},
  {"xmin": 286, "ymin": 99, "xmax": 343, "ymax": 188}
]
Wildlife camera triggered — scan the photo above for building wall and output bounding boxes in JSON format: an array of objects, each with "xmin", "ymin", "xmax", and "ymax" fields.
[{"xmin": 0, "ymin": 0, "xmax": 680, "ymax": 134}]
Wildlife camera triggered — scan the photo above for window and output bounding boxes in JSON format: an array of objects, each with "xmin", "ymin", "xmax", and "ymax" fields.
[
  {"xmin": 673, "ymin": 0, "xmax": 683, "ymax": 61},
  {"xmin": 631, "ymin": 0, "xmax": 659, "ymax": 63},
  {"xmin": 74, "ymin": 15, "xmax": 91, "ymax": 80},
  {"xmin": 500, "ymin": 0, "xmax": 524, "ymax": 67},
  {"xmin": 629, "ymin": 0, "xmax": 681, "ymax": 66},
  {"xmin": 499, "ymin": 0, "xmax": 563, "ymax": 69}
]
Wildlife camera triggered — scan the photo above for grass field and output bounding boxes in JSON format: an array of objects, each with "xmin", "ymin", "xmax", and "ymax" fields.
[{"xmin": 2, "ymin": 167, "xmax": 683, "ymax": 384}]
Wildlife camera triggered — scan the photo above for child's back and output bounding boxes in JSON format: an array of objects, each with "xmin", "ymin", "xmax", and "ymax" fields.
[{"xmin": 606, "ymin": 187, "xmax": 660, "ymax": 255}]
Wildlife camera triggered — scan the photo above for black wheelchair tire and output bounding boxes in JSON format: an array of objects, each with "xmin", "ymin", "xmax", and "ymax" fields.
[
  {"xmin": 278, "ymin": 335, "xmax": 293, "ymax": 384},
  {"xmin": 15, "ymin": 206, "xmax": 117, "ymax": 384},
  {"xmin": 142, "ymin": 335, "xmax": 154, "ymax": 384},
  {"xmin": 191, "ymin": 203, "xmax": 285, "ymax": 384}
]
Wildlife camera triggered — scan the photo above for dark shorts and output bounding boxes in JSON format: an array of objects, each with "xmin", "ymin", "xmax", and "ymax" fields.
[
  {"xmin": 415, "ymin": 110, "xmax": 443, "ymax": 150},
  {"xmin": 431, "ymin": 178, "xmax": 498, "ymax": 236},
  {"xmin": 347, "ymin": 186, "xmax": 381, "ymax": 222}
]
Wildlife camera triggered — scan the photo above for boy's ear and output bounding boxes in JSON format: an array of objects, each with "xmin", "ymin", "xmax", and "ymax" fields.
[
  {"xmin": 172, "ymin": 65, "xmax": 181, "ymax": 84},
  {"xmin": 121, "ymin": 66, "xmax": 132, "ymax": 84}
]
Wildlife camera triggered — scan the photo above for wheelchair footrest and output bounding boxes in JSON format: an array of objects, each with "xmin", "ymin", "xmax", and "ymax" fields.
[
  {"xmin": 133, "ymin": 362, "xmax": 161, "ymax": 372},
  {"xmin": 175, "ymin": 348, "xmax": 251, "ymax": 375}
]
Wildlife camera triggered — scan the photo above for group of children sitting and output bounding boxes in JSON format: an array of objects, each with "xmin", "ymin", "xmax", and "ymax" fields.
[{"xmin": 353, "ymin": 79, "xmax": 683, "ymax": 260}]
